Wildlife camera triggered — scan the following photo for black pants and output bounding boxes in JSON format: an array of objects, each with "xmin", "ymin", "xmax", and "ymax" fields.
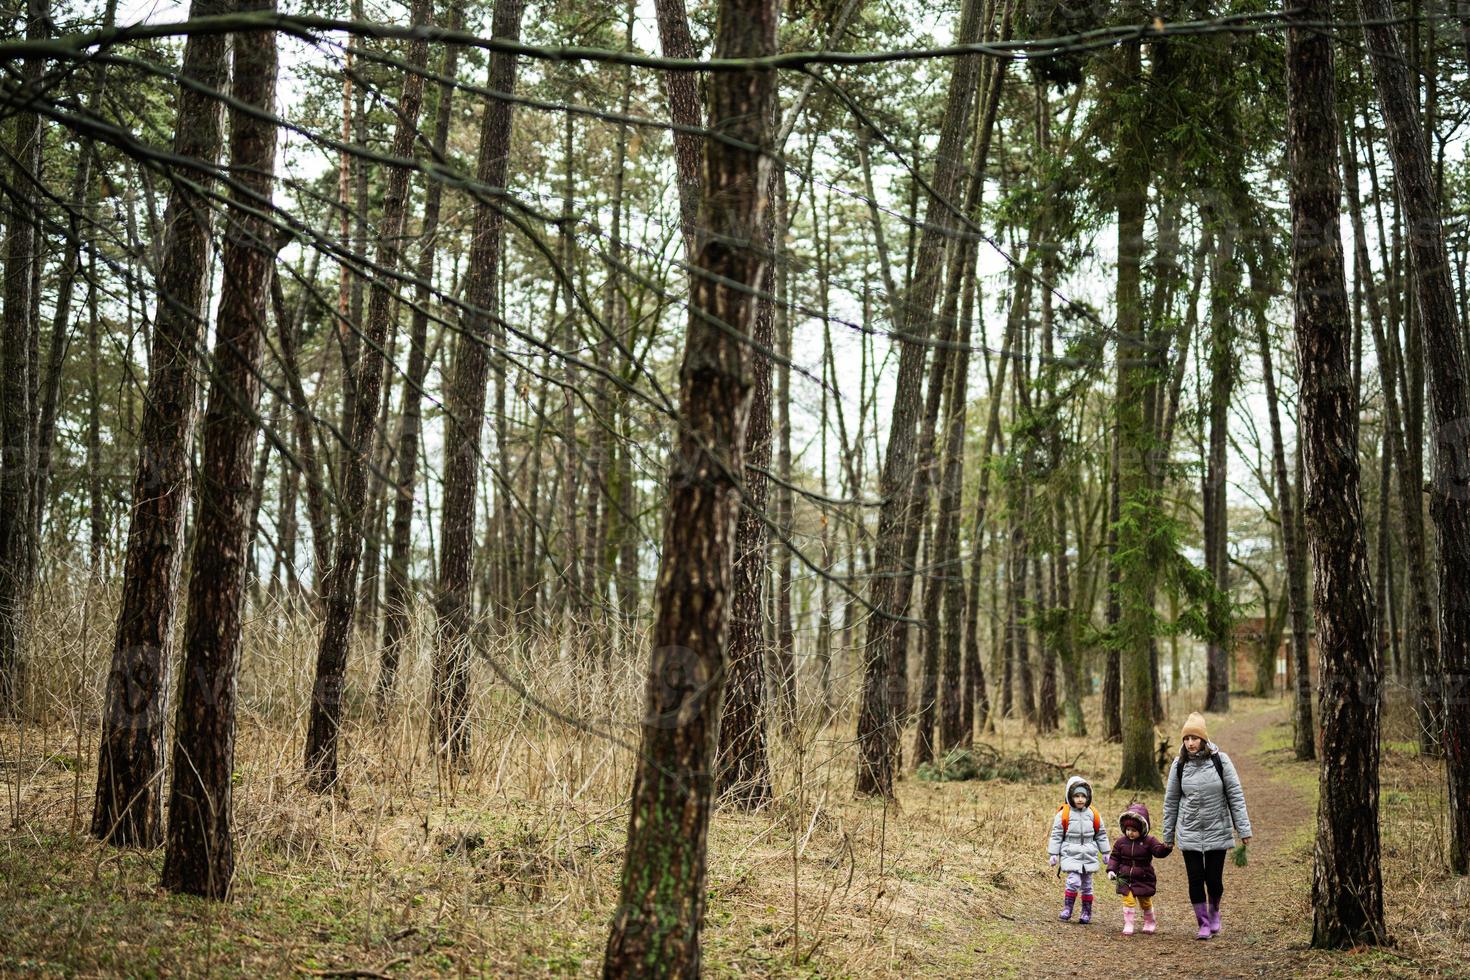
[{"xmin": 1182, "ymin": 848, "xmax": 1227, "ymax": 905}]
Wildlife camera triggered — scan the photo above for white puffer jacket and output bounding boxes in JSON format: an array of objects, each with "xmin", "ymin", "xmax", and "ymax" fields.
[{"xmin": 1047, "ymin": 775, "xmax": 1110, "ymax": 873}]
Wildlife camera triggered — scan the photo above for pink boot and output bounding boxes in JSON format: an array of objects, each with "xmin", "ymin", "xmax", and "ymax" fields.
[
  {"xmin": 1208, "ymin": 898, "xmax": 1222, "ymax": 935},
  {"xmin": 1122, "ymin": 908, "xmax": 1136, "ymax": 936},
  {"xmin": 1141, "ymin": 907, "xmax": 1157, "ymax": 934},
  {"xmin": 1193, "ymin": 902, "xmax": 1212, "ymax": 940}
]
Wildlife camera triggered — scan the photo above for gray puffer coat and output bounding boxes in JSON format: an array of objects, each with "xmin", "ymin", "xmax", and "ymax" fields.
[
  {"xmin": 1047, "ymin": 775, "xmax": 1110, "ymax": 873},
  {"xmin": 1162, "ymin": 742, "xmax": 1252, "ymax": 852}
]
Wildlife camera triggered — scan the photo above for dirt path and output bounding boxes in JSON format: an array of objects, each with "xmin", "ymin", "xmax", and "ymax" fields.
[{"xmin": 1007, "ymin": 707, "xmax": 1314, "ymax": 978}]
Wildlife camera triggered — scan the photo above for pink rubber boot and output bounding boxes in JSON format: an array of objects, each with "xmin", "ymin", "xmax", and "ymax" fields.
[
  {"xmin": 1122, "ymin": 908, "xmax": 1136, "ymax": 936},
  {"xmin": 1141, "ymin": 907, "xmax": 1157, "ymax": 934},
  {"xmin": 1193, "ymin": 902, "xmax": 1212, "ymax": 940}
]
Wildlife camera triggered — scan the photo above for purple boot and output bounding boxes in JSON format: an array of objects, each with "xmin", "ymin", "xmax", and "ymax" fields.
[
  {"xmin": 1079, "ymin": 897, "xmax": 1093, "ymax": 925},
  {"xmin": 1193, "ymin": 902, "xmax": 1212, "ymax": 940},
  {"xmin": 1208, "ymin": 898, "xmax": 1222, "ymax": 935},
  {"xmin": 1059, "ymin": 892, "xmax": 1076, "ymax": 921}
]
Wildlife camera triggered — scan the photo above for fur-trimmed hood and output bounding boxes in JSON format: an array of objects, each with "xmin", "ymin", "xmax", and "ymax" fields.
[{"xmin": 1119, "ymin": 801, "xmax": 1152, "ymax": 836}]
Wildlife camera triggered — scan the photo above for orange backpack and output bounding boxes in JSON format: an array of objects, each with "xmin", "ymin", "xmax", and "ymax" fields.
[{"xmin": 1057, "ymin": 804, "xmax": 1101, "ymax": 834}]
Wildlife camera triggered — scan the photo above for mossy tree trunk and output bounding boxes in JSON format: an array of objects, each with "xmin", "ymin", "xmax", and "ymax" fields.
[{"xmin": 1113, "ymin": 39, "xmax": 1162, "ymax": 792}]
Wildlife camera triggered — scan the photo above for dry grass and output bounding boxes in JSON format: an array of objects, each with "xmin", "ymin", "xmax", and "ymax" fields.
[{"xmin": 2, "ymin": 581, "xmax": 1467, "ymax": 977}]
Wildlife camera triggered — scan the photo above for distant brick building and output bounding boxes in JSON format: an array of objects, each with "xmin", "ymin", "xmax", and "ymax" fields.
[{"xmin": 1230, "ymin": 616, "xmax": 1319, "ymax": 694}]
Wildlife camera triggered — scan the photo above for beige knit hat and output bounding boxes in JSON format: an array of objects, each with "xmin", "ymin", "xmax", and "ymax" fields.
[{"xmin": 1181, "ymin": 712, "xmax": 1209, "ymax": 741}]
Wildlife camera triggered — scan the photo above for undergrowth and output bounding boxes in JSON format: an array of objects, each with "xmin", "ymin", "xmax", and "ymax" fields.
[{"xmin": 1, "ymin": 582, "xmax": 1465, "ymax": 977}]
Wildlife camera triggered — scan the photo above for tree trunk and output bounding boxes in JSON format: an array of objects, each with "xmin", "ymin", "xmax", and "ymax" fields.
[
  {"xmin": 1040, "ymin": 153, "xmax": 1084, "ymax": 735},
  {"xmin": 773, "ymin": 219, "xmax": 796, "ymax": 727},
  {"xmin": 604, "ymin": 6, "xmax": 641, "ymax": 631},
  {"xmin": 1286, "ymin": 0, "xmax": 1388, "ymax": 946},
  {"xmin": 90, "ymin": 0, "xmax": 230, "ymax": 844},
  {"xmin": 651, "ymin": 0, "xmax": 703, "ymax": 258},
  {"xmin": 86, "ymin": 260, "xmax": 105, "ymax": 571},
  {"xmin": 601, "ymin": 0, "xmax": 776, "ymax": 969},
  {"xmin": 246, "ymin": 400, "xmax": 275, "ymax": 609},
  {"xmin": 1035, "ymin": 553, "xmax": 1058, "ymax": 733},
  {"xmin": 939, "ymin": 32, "xmax": 1010, "ymax": 750},
  {"xmin": 276, "ymin": 439, "xmax": 300, "ymax": 598},
  {"xmin": 717, "ymin": 160, "xmax": 779, "ymax": 810},
  {"xmin": 518, "ymin": 361, "xmax": 551, "ymax": 630},
  {"xmin": 304, "ymin": 0, "xmax": 434, "ymax": 790},
  {"xmin": 914, "ymin": 340, "xmax": 957, "ymax": 761},
  {"xmin": 378, "ymin": 2, "xmax": 462, "ymax": 713},
  {"xmin": 33, "ymin": 0, "xmax": 116, "ymax": 546},
  {"xmin": 932, "ymin": 259, "xmax": 976, "ymax": 754},
  {"xmin": 1375, "ymin": 430, "xmax": 1398, "ymax": 684},
  {"xmin": 270, "ymin": 262, "xmax": 333, "ymax": 596},
  {"xmin": 1101, "ymin": 425, "xmax": 1122, "ymax": 743},
  {"xmin": 1203, "ymin": 234, "xmax": 1237, "ymax": 713},
  {"xmin": 555, "ymin": 110, "xmax": 584, "ymax": 624},
  {"xmin": 335, "ymin": 40, "xmax": 357, "ymax": 478},
  {"xmin": 1343, "ymin": 125, "xmax": 1439, "ymax": 755},
  {"xmin": 161, "ymin": 7, "xmax": 277, "ymax": 896},
  {"xmin": 1113, "ymin": 40, "xmax": 1161, "ymax": 791},
  {"xmin": 23, "ymin": 186, "xmax": 43, "ymax": 585},
  {"xmin": 0, "ymin": 3, "xmax": 46, "ymax": 716},
  {"xmin": 854, "ymin": 0, "xmax": 985, "ymax": 798},
  {"xmin": 1054, "ymin": 490, "xmax": 1085, "ymax": 736},
  {"xmin": 433, "ymin": 0, "xmax": 527, "ymax": 764},
  {"xmin": 962, "ymin": 255, "xmax": 1028, "ymax": 738},
  {"xmin": 1248, "ymin": 260, "xmax": 1314, "ymax": 759},
  {"xmin": 1009, "ymin": 473, "xmax": 1036, "ymax": 726},
  {"xmin": 816, "ymin": 184, "xmax": 837, "ymax": 717},
  {"xmin": 356, "ymin": 325, "xmax": 398, "ymax": 634},
  {"xmin": 1357, "ymin": 0, "xmax": 1470, "ymax": 870},
  {"xmin": 912, "ymin": 271, "xmax": 960, "ymax": 763}
]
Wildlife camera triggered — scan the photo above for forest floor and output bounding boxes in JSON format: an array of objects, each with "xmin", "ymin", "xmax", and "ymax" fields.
[{"xmin": 2, "ymin": 690, "xmax": 1467, "ymax": 977}]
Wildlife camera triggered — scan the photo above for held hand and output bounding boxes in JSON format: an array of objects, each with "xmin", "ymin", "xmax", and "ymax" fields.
[
  {"xmin": 1049, "ymin": 855, "xmax": 1059, "ymax": 867},
  {"xmin": 1107, "ymin": 871, "xmax": 1117, "ymax": 880},
  {"xmin": 1241, "ymin": 836, "xmax": 1252, "ymax": 845}
]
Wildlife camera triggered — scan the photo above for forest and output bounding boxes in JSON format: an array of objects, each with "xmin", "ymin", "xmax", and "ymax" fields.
[{"xmin": 0, "ymin": 0, "xmax": 1468, "ymax": 975}]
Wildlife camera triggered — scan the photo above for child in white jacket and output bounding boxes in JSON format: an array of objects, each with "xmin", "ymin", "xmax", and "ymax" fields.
[{"xmin": 1047, "ymin": 774, "xmax": 1110, "ymax": 924}]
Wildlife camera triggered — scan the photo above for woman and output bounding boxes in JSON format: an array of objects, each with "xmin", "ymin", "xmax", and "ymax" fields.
[{"xmin": 1162, "ymin": 712, "xmax": 1253, "ymax": 941}]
